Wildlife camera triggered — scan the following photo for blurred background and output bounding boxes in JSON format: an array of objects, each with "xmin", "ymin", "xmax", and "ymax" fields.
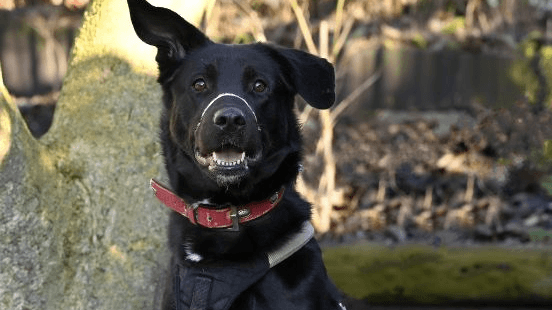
[
  {"xmin": 1, "ymin": 0, "xmax": 552, "ymax": 296},
  {"xmin": 2, "ymin": 0, "xmax": 552, "ymax": 307}
]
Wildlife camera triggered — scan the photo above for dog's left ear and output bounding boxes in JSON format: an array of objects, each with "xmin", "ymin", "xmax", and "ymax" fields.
[
  {"xmin": 275, "ymin": 47, "xmax": 335, "ymax": 109},
  {"xmin": 127, "ymin": 0, "xmax": 212, "ymax": 80}
]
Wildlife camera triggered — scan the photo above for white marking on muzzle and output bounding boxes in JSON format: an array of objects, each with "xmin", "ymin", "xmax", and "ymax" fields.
[{"xmin": 197, "ymin": 93, "xmax": 260, "ymax": 131}]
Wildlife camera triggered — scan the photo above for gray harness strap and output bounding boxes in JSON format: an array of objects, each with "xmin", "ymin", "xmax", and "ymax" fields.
[{"xmin": 267, "ymin": 221, "xmax": 314, "ymax": 268}]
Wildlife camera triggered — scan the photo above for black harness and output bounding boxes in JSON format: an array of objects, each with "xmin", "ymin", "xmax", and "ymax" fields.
[
  {"xmin": 174, "ymin": 252, "xmax": 270, "ymax": 310},
  {"xmin": 171, "ymin": 222, "xmax": 345, "ymax": 310}
]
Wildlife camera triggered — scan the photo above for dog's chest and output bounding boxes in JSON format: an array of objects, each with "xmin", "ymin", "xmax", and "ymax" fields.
[{"xmin": 172, "ymin": 254, "xmax": 270, "ymax": 310}]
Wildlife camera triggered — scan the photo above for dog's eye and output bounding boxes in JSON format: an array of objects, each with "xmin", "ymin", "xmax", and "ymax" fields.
[
  {"xmin": 253, "ymin": 80, "xmax": 267, "ymax": 93},
  {"xmin": 192, "ymin": 79, "xmax": 207, "ymax": 92}
]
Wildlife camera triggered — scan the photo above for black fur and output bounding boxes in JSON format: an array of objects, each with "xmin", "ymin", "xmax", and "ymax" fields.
[{"xmin": 128, "ymin": 0, "xmax": 343, "ymax": 309}]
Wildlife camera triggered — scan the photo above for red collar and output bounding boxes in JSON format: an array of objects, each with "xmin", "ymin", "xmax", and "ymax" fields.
[{"xmin": 150, "ymin": 179, "xmax": 284, "ymax": 231}]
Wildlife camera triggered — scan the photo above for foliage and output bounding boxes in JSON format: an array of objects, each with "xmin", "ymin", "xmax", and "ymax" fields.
[
  {"xmin": 543, "ymin": 174, "xmax": 552, "ymax": 195},
  {"xmin": 440, "ymin": 16, "xmax": 466, "ymax": 35},
  {"xmin": 411, "ymin": 33, "xmax": 428, "ymax": 49},
  {"xmin": 510, "ymin": 31, "xmax": 549, "ymax": 106}
]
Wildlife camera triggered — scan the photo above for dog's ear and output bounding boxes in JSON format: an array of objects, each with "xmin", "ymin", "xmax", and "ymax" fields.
[
  {"xmin": 275, "ymin": 47, "xmax": 335, "ymax": 109},
  {"xmin": 127, "ymin": 0, "xmax": 212, "ymax": 80}
]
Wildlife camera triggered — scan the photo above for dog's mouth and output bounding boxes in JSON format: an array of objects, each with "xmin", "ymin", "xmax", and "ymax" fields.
[{"xmin": 194, "ymin": 146, "xmax": 261, "ymax": 171}]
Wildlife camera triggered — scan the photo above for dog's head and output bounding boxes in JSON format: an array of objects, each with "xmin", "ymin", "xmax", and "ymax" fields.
[{"xmin": 128, "ymin": 0, "xmax": 335, "ymax": 195}]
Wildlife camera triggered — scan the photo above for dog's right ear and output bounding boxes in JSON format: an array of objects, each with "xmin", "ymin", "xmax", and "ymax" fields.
[{"xmin": 127, "ymin": 0, "xmax": 212, "ymax": 81}]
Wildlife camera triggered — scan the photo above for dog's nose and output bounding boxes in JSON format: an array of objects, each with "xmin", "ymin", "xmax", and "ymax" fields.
[{"xmin": 213, "ymin": 107, "xmax": 247, "ymax": 132}]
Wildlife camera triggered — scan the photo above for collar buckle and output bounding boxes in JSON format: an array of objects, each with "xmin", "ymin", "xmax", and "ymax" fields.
[
  {"xmin": 190, "ymin": 203, "xmax": 201, "ymax": 226},
  {"xmin": 228, "ymin": 207, "xmax": 253, "ymax": 231},
  {"xmin": 229, "ymin": 206, "xmax": 240, "ymax": 232}
]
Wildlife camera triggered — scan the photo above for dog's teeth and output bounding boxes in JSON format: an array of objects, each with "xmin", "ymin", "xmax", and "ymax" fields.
[{"xmin": 208, "ymin": 151, "xmax": 250, "ymax": 167}]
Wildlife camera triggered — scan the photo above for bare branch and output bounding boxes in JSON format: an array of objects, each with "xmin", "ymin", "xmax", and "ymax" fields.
[
  {"xmin": 233, "ymin": 0, "xmax": 267, "ymax": 42},
  {"xmin": 288, "ymin": 0, "xmax": 318, "ymax": 55},
  {"xmin": 331, "ymin": 70, "xmax": 381, "ymax": 123}
]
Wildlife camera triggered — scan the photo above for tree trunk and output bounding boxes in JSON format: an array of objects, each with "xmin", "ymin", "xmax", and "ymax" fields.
[{"xmin": 0, "ymin": 0, "xmax": 207, "ymax": 309}]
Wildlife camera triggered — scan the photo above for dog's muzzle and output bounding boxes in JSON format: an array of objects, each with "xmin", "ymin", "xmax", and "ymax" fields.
[{"xmin": 193, "ymin": 93, "xmax": 263, "ymax": 184}]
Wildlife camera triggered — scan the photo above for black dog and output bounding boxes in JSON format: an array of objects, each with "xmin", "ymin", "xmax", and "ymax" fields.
[{"xmin": 128, "ymin": 1, "xmax": 345, "ymax": 309}]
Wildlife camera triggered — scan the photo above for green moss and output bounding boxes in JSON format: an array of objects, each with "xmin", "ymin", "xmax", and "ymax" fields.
[
  {"xmin": 510, "ymin": 59, "xmax": 538, "ymax": 103},
  {"xmin": 509, "ymin": 32, "xmax": 552, "ymax": 108},
  {"xmin": 36, "ymin": 54, "xmax": 169, "ymax": 310},
  {"xmin": 529, "ymin": 228, "xmax": 552, "ymax": 243},
  {"xmin": 233, "ymin": 33, "xmax": 255, "ymax": 44},
  {"xmin": 497, "ymin": 157, "xmax": 512, "ymax": 166},
  {"xmin": 525, "ymin": 31, "xmax": 543, "ymax": 58},
  {"xmin": 441, "ymin": 17, "xmax": 465, "ymax": 36},
  {"xmin": 0, "ymin": 0, "xmax": 202, "ymax": 308},
  {"xmin": 538, "ymin": 46, "xmax": 552, "ymax": 105},
  {"xmin": 542, "ymin": 175, "xmax": 552, "ymax": 196},
  {"xmin": 383, "ymin": 38, "xmax": 399, "ymax": 50},
  {"xmin": 544, "ymin": 140, "xmax": 552, "ymax": 160},
  {"xmin": 323, "ymin": 244, "xmax": 552, "ymax": 304},
  {"xmin": 0, "ymin": 100, "xmax": 12, "ymax": 168},
  {"xmin": 411, "ymin": 33, "xmax": 428, "ymax": 49},
  {"xmin": 446, "ymin": 40, "xmax": 461, "ymax": 50}
]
